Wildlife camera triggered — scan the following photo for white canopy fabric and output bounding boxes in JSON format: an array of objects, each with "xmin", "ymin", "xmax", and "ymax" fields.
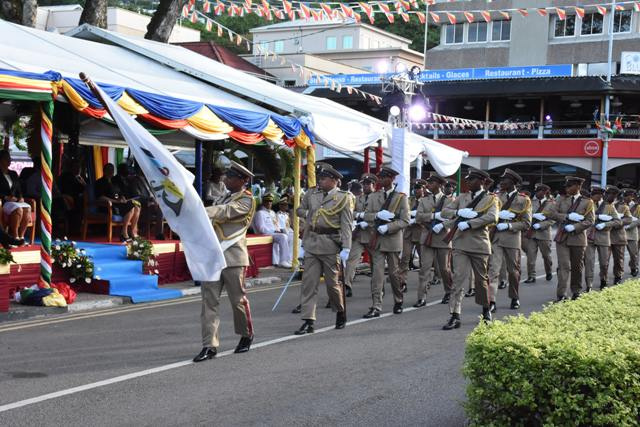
[{"xmin": 67, "ymin": 25, "xmax": 467, "ymax": 177}]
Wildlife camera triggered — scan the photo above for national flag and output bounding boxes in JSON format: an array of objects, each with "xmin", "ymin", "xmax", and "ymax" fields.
[
  {"xmin": 340, "ymin": 3, "xmax": 354, "ymax": 17},
  {"xmin": 446, "ymin": 12, "xmax": 456, "ymax": 25},
  {"xmin": 321, "ymin": 4, "xmax": 334, "ymax": 18},
  {"xmin": 400, "ymin": 11, "xmax": 410, "ymax": 22},
  {"xmin": 190, "ymin": 11, "xmax": 198, "ymax": 23},
  {"xmin": 499, "ymin": 11, "xmax": 510, "ymax": 20},
  {"xmin": 517, "ymin": 8, "xmax": 529, "ymax": 17},
  {"xmin": 300, "ymin": 3, "xmax": 311, "ymax": 19},
  {"xmin": 464, "ymin": 11, "xmax": 474, "ymax": 23},
  {"xmin": 555, "ymin": 7, "xmax": 566, "ymax": 20},
  {"xmin": 596, "ymin": 5, "xmax": 607, "ymax": 15},
  {"xmin": 429, "ymin": 11, "xmax": 440, "ymax": 23},
  {"xmin": 360, "ymin": 2, "xmax": 375, "ymax": 24},
  {"xmin": 480, "ymin": 11, "xmax": 491, "ymax": 22},
  {"xmin": 574, "ymin": 7, "xmax": 585, "ymax": 19},
  {"xmin": 416, "ymin": 11, "xmax": 425, "ymax": 24},
  {"xmin": 206, "ymin": 19, "xmax": 212, "ymax": 31},
  {"xmin": 537, "ymin": 8, "xmax": 548, "ymax": 17},
  {"xmin": 203, "ymin": 1, "xmax": 211, "ymax": 13},
  {"xmin": 228, "ymin": 5, "xmax": 235, "ymax": 16},
  {"xmin": 89, "ymin": 82, "xmax": 226, "ymax": 282}
]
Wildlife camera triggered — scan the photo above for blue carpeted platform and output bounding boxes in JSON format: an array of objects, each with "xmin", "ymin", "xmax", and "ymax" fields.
[{"xmin": 75, "ymin": 242, "xmax": 182, "ymax": 303}]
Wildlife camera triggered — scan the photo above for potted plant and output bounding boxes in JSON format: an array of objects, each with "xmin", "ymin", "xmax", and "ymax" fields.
[
  {"xmin": 52, "ymin": 239, "xmax": 97, "ymax": 284},
  {"xmin": 126, "ymin": 237, "xmax": 159, "ymax": 275}
]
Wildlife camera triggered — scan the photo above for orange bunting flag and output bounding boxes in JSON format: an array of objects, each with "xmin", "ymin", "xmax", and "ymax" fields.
[
  {"xmin": 416, "ymin": 11, "xmax": 425, "ymax": 24},
  {"xmin": 190, "ymin": 11, "xmax": 198, "ymax": 23},
  {"xmin": 214, "ymin": 1, "xmax": 225, "ymax": 15},
  {"xmin": 480, "ymin": 11, "xmax": 491, "ymax": 22},
  {"xmin": 517, "ymin": 8, "xmax": 529, "ymax": 17},
  {"xmin": 205, "ymin": 19, "xmax": 212, "ymax": 31},
  {"xmin": 227, "ymin": 29, "xmax": 233, "ymax": 42},
  {"xmin": 321, "ymin": 4, "xmax": 334, "ymax": 18},
  {"xmin": 274, "ymin": 9, "xmax": 284, "ymax": 19},
  {"xmin": 555, "ymin": 8, "xmax": 566, "ymax": 20},
  {"xmin": 499, "ymin": 11, "xmax": 510, "ymax": 20},
  {"xmin": 283, "ymin": 0, "xmax": 293, "ymax": 19},
  {"xmin": 203, "ymin": 1, "xmax": 211, "ymax": 13},
  {"xmin": 313, "ymin": 10, "xmax": 323, "ymax": 21},
  {"xmin": 596, "ymin": 5, "xmax": 607, "ymax": 15},
  {"xmin": 354, "ymin": 13, "xmax": 362, "ymax": 22},
  {"xmin": 217, "ymin": 24, "xmax": 223, "ymax": 37},
  {"xmin": 340, "ymin": 3, "xmax": 354, "ymax": 17},
  {"xmin": 400, "ymin": 11, "xmax": 410, "ymax": 22},
  {"xmin": 300, "ymin": 3, "xmax": 311, "ymax": 19},
  {"xmin": 537, "ymin": 8, "xmax": 548, "ymax": 17},
  {"xmin": 181, "ymin": 5, "xmax": 189, "ymax": 18},
  {"xmin": 360, "ymin": 2, "xmax": 375, "ymax": 24},
  {"xmin": 446, "ymin": 12, "xmax": 456, "ymax": 25},
  {"xmin": 574, "ymin": 6, "xmax": 585, "ymax": 19},
  {"xmin": 398, "ymin": 0, "xmax": 411, "ymax": 11},
  {"xmin": 385, "ymin": 12, "xmax": 395, "ymax": 23},
  {"xmin": 429, "ymin": 11, "xmax": 440, "ymax": 23},
  {"xmin": 378, "ymin": 2, "xmax": 391, "ymax": 14},
  {"xmin": 464, "ymin": 11, "xmax": 474, "ymax": 23},
  {"xmin": 615, "ymin": 5, "xmax": 625, "ymax": 11},
  {"xmin": 635, "ymin": 2, "xmax": 640, "ymax": 12}
]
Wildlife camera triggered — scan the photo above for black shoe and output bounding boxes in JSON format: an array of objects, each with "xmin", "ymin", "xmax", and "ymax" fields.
[
  {"xmin": 482, "ymin": 308, "xmax": 492, "ymax": 323},
  {"xmin": 442, "ymin": 313, "xmax": 461, "ymax": 330},
  {"xmin": 600, "ymin": 280, "xmax": 607, "ymax": 290},
  {"xmin": 393, "ymin": 303, "xmax": 403, "ymax": 314},
  {"xmin": 294, "ymin": 320, "xmax": 314, "ymax": 335},
  {"xmin": 556, "ymin": 296, "xmax": 568, "ymax": 303},
  {"xmin": 1, "ymin": 235, "xmax": 22, "ymax": 249},
  {"xmin": 120, "ymin": 235, "xmax": 132, "ymax": 243},
  {"xmin": 345, "ymin": 286, "xmax": 353, "ymax": 298},
  {"xmin": 614, "ymin": 277, "xmax": 623, "ymax": 285},
  {"xmin": 335, "ymin": 311, "xmax": 347, "ymax": 329},
  {"xmin": 585, "ymin": 286, "xmax": 592, "ymax": 293},
  {"xmin": 325, "ymin": 300, "xmax": 331, "ymax": 309},
  {"xmin": 489, "ymin": 301, "xmax": 496, "ymax": 313},
  {"xmin": 401, "ymin": 282, "xmax": 407, "ymax": 294},
  {"xmin": 413, "ymin": 299, "xmax": 426, "ymax": 308},
  {"xmin": 571, "ymin": 292, "xmax": 581, "ymax": 300},
  {"xmin": 510, "ymin": 299, "xmax": 520, "ymax": 310},
  {"xmin": 193, "ymin": 347, "xmax": 217, "ymax": 362},
  {"xmin": 291, "ymin": 304, "xmax": 301, "ymax": 314},
  {"xmin": 498, "ymin": 281, "xmax": 507, "ymax": 289},
  {"xmin": 441, "ymin": 293, "xmax": 451, "ymax": 304},
  {"xmin": 632, "ymin": 268, "xmax": 639, "ymax": 277},
  {"xmin": 362, "ymin": 308, "xmax": 380, "ymax": 319},
  {"xmin": 464, "ymin": 289, "xmax": 475, "ymax": 298},
  {"xmin": 524, "ymin": 277, "xmax": 536, "ymax": 284},
  {"xmin": 546, "ymin": 273, "xmax": 553, "ymax": 281},
  {"xmin": 234, "ymin": 336, "xmax": 253, "ymax": 353}
]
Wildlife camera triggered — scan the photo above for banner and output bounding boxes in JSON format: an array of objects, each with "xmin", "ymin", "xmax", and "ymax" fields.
[{"xmin": 391, "ymin": 127, "xmax": 409, "ymax": 195}]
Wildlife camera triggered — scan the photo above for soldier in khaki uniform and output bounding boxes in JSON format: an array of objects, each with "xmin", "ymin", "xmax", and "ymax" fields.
[
  {"xmin": 623, "ymin": 189, "xmax": 640, "ymax": 277},
  {"xmin": 294, "ymin": 165, "xmax": 353, "ymax": 335},
  {"xmin": 584, "ymin": 186, "xmax": 620, "ymax": 291},
  {"xmin": 414, "ymin": 173, "xmax": 453, "ymax": 307},
  {"xmin": 361, "ymin": 167, "xmax": 409, "ymax": 318},
  {"xmin": 194, "ymin": 161, "xmax": 257, "ymax": 363},
  {"xmin": 488, "ymin": 169, "xmax": 532, "ymax": 311},
  {"xmin": 399, "ymin": 179, "xmax": 427, "ymax": 291},
  {"xmin": 346, "ymin": 173, "xmax": 377, "ymax": 297},
  {"xmin": 547, "ymin": 176, "xmax": 595, "ymax": 301},
  {"xmin": 441, "ymin": 168, "xmax": 498, "ymax": 329},
  {"xmin": 610, "ymin": 186, "xmax": 632, "ymax": 285},
  {"xmin": 524, "ymin": 184, "xmax": 555, "ymax": 283}
]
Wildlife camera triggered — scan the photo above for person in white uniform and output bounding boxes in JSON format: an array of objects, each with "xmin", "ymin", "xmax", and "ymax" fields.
[{"xmin": 253, "ymin": 193, "xmax": 293, "ymax": 268}]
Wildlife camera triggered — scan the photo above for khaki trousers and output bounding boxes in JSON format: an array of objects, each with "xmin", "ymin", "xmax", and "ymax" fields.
[
  {"xmin": 200, "ymin": 267, "xmax": 253, "ymax": 348},
  {"xmin": 300, "ymin": 252, "xmax": 344, "ymax": 320},
  {"xmin": 584, "ymin": 243, "xmax": 610, "ymax": 287},
  {"xmin": 371, "ymin": 250, "xmax": 403, "ymax": 310},
  {"xmin": 345, "ymin": 240, "xmax": 369, "ymax": 289},
  {"xmin": 525, "ymin": 238, "xmax": 553, "ymax": 278},
  {"xmin": 556, "ymin": 243, "xmax": 586, "ymax": 298},
  {"xmin": 399, "ymin": 238, "xmax": 422, "ymax": 285},
  {"xmin": 611, "ymin": 244, "xmax": 626, "ymax": 279},
  {"xmin": 418, "ymin": 245, "xmax": 452, "ymax": 299},
  {"xmin": 489, "ymin": 245, "xmax": 521, "ymax": 301},
  {"xmin": 628, "ymin": 240, "xmax": 639, "ymax": 271},
  {"xmin": 450, "ymin": 249, "xmax": 490, "ymax": 315}
]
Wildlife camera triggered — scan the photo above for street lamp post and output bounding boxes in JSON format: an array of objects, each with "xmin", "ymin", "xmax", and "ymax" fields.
[{"xmin": 601, "ymin": 0, "xmax": 616, "ymax": 187}]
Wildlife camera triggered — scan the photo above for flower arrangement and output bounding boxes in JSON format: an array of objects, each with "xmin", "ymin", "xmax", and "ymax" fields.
[
  {"xmin": 52, "ymin": 239, "xmax": 96, "ymax": 284},
  {"xmin": 126, "ymin": 237, "xmax": 159, "ymax": 275},
  {"xmin": 0, "ymin": 247, "xmax": 15, "ymax": 266}
]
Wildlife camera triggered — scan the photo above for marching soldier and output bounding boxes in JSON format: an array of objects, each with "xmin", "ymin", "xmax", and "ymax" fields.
[
  {"xmin": 488, "ymin": 169, "xmax": 532, "ymax": 311},
  {"xmin": 415, "ymin": 173, "xmax": 454, "ymax": 307},
  {"xmin": 611, "ymin": 186, "xmax": 632, "ymax": 285},
  {"xmin": 294, "ymin": 165, "xmax": 353, "ymax": 334},
  {"xmin": 623, "ymin": 189, "xmax": 640, "ymax": 277},
  {"xmin": 441, "ymin": 168, "xmax": 498, "ymax": 329},
  {"xmin": 399, "ymin": 179, "xmax": 427, "ymax": 291},
  {"xmin": 195, "ymin": 161, "xmax": 256, "ymax": 362},
  {"xmin": 584, "ymin": 186, "xmax": 620, "ymax": 291},
  {"xmin": 361, "ymin": 167, "xmax": 409, "ymax": 318},
  {"xmin": 524, "ymin": 184, "xmax": 555, "ymax": 283},
  {"xmin": 547, "ymin": 176, "xmax": 594, "ymax": 301},
  {"xmin": 346, "ymin": 173, "xmax": 377, "ymax": 297}
]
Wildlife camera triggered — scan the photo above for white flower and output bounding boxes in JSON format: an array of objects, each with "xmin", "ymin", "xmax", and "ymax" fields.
[
  {"xmin": 85, "ymin": 278, "xmax": 91, "ymax": 283},
  {"xmin": 154, "ymin": 270, "xmax": 159, "ymax": 275},
  {"xmin": 71, "ymin": 241, "xmax": 76, "ymax": 245},
  {"xmin": 61, "ymin": 262, "xmax": 67, "ymax": 268},
  {"xmin": 63, "ymin": 236, "xmax": 68, "ymax": 240},
  {"xmin": 54, "ymin": 245, "xmax": 60, "ymax": 250},
  {"xmin": 95, "ymin": 275, "xmax": 101, "ymax": 280},
  {"xmin": 69, "ymin": 277, "xmax": 76, "ymax": 283},
  {"xmin": 133, "ymin": 241, "xmax": 138, "ymax": 247},
  {"xmin": 76, "ymin": 264, "xmax": 81, "ymax": 268},
  {"xmin": 133, "ymin": 251, "xmax": 140, "ymax": 257}
]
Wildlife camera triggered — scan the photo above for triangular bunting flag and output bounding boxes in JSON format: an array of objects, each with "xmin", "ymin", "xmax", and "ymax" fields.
[
  {"xmin": 517, "ymin": 8, "xmax": 529, "ymax": 17},
  {"xmin": 464, "ymin": 11, "xmax": 474, "ymax": 23},
  {"xmin": 635, "ymin": 3, "xmax": 640, "ymax": 13},
  {"xmin": 429, "ymin": 11, "xmax": 440, "ymax": 23},
  {"xmin": 203, "ymin": 1, "xmax": 211, "ymax": 13},
  {"xmin": 400, "ymin": 11, "xmax": 410, "ymax": 22},
  {"xmin": 340, "ymin": 3, "xmax": 354, "ymax": 17},
  {"xmin": 537, "ymin": 8, "xmax": 548, "ymax": 17},
  {"xmin": 480, "ymin": 11, "xmax": 491, "ymax": 22},
  {"xmin": 321, "ymin": 3, "xmax": 334, "ymax": 18},
  {"xmin": 206, "ymin": 19, "xmax": 212, "ymax": 31},
  {"xmin": 499, "ymin": 11, "xmax": 510, "ymax": 20},
  {"xmin": 596, "ymin": 5, "xmax": 607, "ymax": 15},
  {"xmin": 555, "ymin": 8, "xmax": 566, "ymax": 20},
  {"xmin": 446, "ymin": 12, "xmax": 456, "ymax": 25},
  {"xmin": 416, "ymin": 11, "xmax": 425, "ymax": 24},
  {"xmin": 190, "ymin": 11, "xmax": 198, "ymax": 23},
  {"xmin": 217, "ymin": 24, "xmax": 222, "ymax": 37}
]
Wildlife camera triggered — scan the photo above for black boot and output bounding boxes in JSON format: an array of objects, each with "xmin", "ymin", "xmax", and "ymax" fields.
[
  {"xmin": 600, "ymin": 280, "xmax": 607, "ymax": 290},
  {"xmin": 546, "ymin": 273, "xmax": 553, "ymax": 281},
  {"xmin": 441, "ymin": 293, "xmax": 451, "ymax": 304},
  {"xmin": 482, "ymin": 307, "xmax": 492, "ymax": 323},
  {"xmin": 345, "ymin": 286, "xmax": 353, "ymax": 298},
  {"xmin": 291, "ymin": 304, "xmax": 301, "ymax": 314},
  {"xmin": 294, "ymin": 320, "xmax": 314, "ymax": 335},
  {"xmin": 510, "ymin": 299, "xmax": 520, "ymax": 310},
  {"xmin": 585, "ymin": 286, "xmax": 592, "ymax": 293},
  {"xmin": 571, "ymin": 292, "xmax": 581, "ymax": 300},
  {"xmin": 489, "ymin": 301, "xmax": 497, "ymax": 313},
  {"xmin": 524, "ymin": 277, "xmax": 536, "ymax": 284},
  {"xmin": 325, "ymin": 300, "xmax": 331, "ymax": 308},
  {"xmin": 393, "ymin": 302, "xmax": 403, "ymax": 314},
  {"xmin": 193, "ymin": 347, "xmax": 217, "ymax": 362},
  {"xmin": 442, "ymin": 313, "xmax": 461, "ymax": 330},
  {"xmin": 632, "ymin": 268, "xmax": 639, "ymax": 277},
  {"xmin": 498, "ymin": 281, "xmax": 507, "ymax": 289},
  {"xmin": 335, "ymin": 311, "xmax": 347, "ymax": 329},
  {"xmin": 362, "ymin": 308, "xmax": 380, "ymax": 319},
  {"xmin": 413, "ymin": 299, "xmax": 426, "ymax": 308},
  {"xmin": 614, "ymin": 277, "xmax": 623, "ymax": 285},
  {"xmin": 234, "ymin": 336, "xmax": 253, "ymax": 353},
  {"xmin": 464, "ymin": 288, "xmax": 475, "ymax": 297}
]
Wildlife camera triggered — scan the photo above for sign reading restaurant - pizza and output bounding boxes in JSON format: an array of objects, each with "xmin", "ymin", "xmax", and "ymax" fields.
[{"xmin": 307, "ymin": 64, "xmax": 573, "ymax": 86}]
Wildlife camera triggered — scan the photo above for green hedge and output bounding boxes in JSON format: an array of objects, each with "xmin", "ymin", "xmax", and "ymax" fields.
[{"xmin": 464, "ymin": 281, "xmax": 640, "ymax": 426}]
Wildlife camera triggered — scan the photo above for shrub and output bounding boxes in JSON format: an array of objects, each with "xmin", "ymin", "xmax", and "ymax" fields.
[{"xmin": 464, "ymin": 281, "xmax": 640, "ymax": 426}]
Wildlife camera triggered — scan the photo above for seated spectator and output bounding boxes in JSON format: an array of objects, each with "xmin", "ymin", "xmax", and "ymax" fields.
[
  {"xmin": 20, "ymin": 156, "xmax": 41, "ymax": 200},
  {"xmin": 94, "ymin": 163, "xmax": 140, "ymax": 242},
  {"xmin": 276, "ymin": 195, "xmax": 303, "ymax": 260},
  {"xmin": 59, "ymin": 159, "xmax": 87, "ymax": 211},
  {"xmin": 0, "ymin": 149, "xmax": 30, "ymax": 244},
  {"xmin": 204, "ymin": 166, "xmax": 227, "ymax": 206},
  {"xmin": 253, "ymin": 193, "xmax": 292, "ymax": 268},
  {"xmin": 128, "ymin": 162, "xmax": 165, "ymax": 240}
]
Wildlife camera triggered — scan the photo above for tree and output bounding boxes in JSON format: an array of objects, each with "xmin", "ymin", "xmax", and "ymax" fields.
[
  {"xmin": 0, "ymin": 0, "xmax": 37, "ymax": 27},
  {"xmin": 79, "ymin": 0, "xmax": 108, "ymax": 29},
  {"xmin": 145, "ymin": 0, "xmax": 186, "ymax": 43}
]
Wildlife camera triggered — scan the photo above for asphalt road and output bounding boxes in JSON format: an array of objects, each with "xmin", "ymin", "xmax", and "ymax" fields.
[{"xmin": 0, "ymin": 247, "xmax": 632, "ymax": 426}]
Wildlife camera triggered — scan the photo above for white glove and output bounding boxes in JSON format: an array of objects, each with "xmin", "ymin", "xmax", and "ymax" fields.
[
  {"xmin": 632, "ymin": 216, "xmax": 638, "ymax": 222},
  {"xmin": 410, "ymin": 210, "xmax": 417, "ymax": 218},
  {"xmin": 352, "ymin": 221, "xmax": 358, "ymax": 231},
  {"xmin": 457, "ymin": 208, "xmax": 478, "ymax": 219},
  {"xmin": 532, "ymin": 213, "xmax": 546, "ymax": 221},
  {"xmin": 358, "ymin": 221, "xmax": 369, "ymax": 229},
  {"xmin": 409, "ymin": 218, "xmax": 416, "ymax": 225},
  {"xmin": 499, "ymin": 210, "xmax": 516, "ymax": 220},
  {"xmin": 376, "ymin": 210, "xmax": 395, "ymax": 221},
  {"xmin": 496, "ymin": 223, "xmax": 509, "ymax": 231},
  {"xmin": 533, "ymin": 223, "xmax": 541, "ymax": 230},
  {"xmin": 432, "ymin": 223, "xmax": 444, "ymax": 234},
  {"xmin": 625, "ymin": 225, "xmax": 630, "ymax": 230},
  {"xmin": 568, "ymin": 212, "xmax": 584, "ymax": 222},
  {"xmin": 457, "ymin": 221, "xmax": 470, "ymax": 231},
  {"xmin": 434, "ymin": 211, "xmax": 443, "ymax": 221},
  {"xmin": 598, "ymin": 214, "xmax": 612, "ymax": 222},
  {"xmin": 356, "ymin": 212, "xmax": 364, "ymax": 220},
  {"xmin": 339, "ymin": 248, "xmax": 350, "ymax": 263},
  {"xmin": 564, "ymin": 224, "xmax": 576, "ymax": 233},
  {"xmin": 377, "ymin": 225, "xmax": 389, "ymax": 235},
  {"xmin": 596, "ymin": 223, "xmax": 606, "ymax": 230}
]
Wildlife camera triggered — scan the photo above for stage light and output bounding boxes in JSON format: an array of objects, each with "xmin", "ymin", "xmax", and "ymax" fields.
[
  {"xmin": 463, "ymin": 101, "xmax": 475, "ymax": 111},
  {"xmin": 409, "ymin": 104, "xmax": 426, "ymax": 121},
  {"xmin": 389, "ymin": 105, "xmax": 401, "ymax": 117},
  {"xmin": 545, "ymin": 114, "xmax": 552, "ymax": 121},
  {"xmin": 395, "ymin": 62, "xmax": 407, "ymax": 74},
  {"xmin": 376, "ymin": 61, "xmax": 389, "ymax": 74}
]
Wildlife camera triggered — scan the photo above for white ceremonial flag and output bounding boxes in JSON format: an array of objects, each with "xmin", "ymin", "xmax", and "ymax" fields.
[{"xmin": 93, "ymin": 84, "xmax": 226, "ymax": 281}]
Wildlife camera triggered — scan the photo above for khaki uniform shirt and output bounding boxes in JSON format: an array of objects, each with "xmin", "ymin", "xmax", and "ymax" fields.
[
  {"xmin": 405, "ymin": 196, "xmax": 423, "ymax": 243},
  {"xmin": 626, "ymin": 204, "xmax": 640, "ymax": 241},
  {"xmin": 589, "ymin": 201, "xmax": 620, "ymax": 246},
  {"xmin": 300, "ymin": 186, "xmax": 353, "ymax": 255},
  {"xmin": 547, "ymin": 195, "xmax": 595, "ymax": 247},
  {"xmin": 353, "ymin": 192, "xmax": 373, "ymax": 244},
  {"xmin": 442, "ymin": 190, "xmax": 499, "ymax": 255},
  {"xmin": 611, "ymin": 202, "xmax": 632, "ymax": 245},
  {"xmin": 529, "ymin": 197, "xmax": 555, "ymax": 241},
  {"xmin": 205, "ymin": 189, "xmax": 256, "ymax": 267},
  {"xmin": 363, "ymin": 189, "xmax": 410, "ymax": 252},
  {"xmin": 492, "ymin": 190, "xmax": 532, "ymax": 249},
  {"xmin": 415, "ymin": 191, "xmax": 453, "ymax": 249}
]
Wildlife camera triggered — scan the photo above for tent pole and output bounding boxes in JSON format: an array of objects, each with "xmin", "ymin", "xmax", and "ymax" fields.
[
  {"xmin": 39, "ymin": 101, "xmax": 54, "ymax": 288},
  {"xmin": 375, "ymin": 140, "xmax": 383, "ymax": 173},
  {"xmin": 292, "ymin": 146, "xmax": 301, "ymax": 270},
  {"xmin": 363, "ymin": 147, "xmax": 370, "ymax": 173},
  {"xmin": 195, "ymin": 139, "xmax": 202, "ymax": 198}
]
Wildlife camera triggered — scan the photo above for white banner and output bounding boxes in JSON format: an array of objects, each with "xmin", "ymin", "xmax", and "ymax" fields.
[
  {"xmin": 391, "ymin": 127, "xmax": 410, "ymax": 195},
  {"xmin": 94, "ymin": 84, "xmax": 226, "ymax": 281}
]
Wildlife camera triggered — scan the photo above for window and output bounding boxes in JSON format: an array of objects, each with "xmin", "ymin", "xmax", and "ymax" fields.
[
  {"xmin": 554, "ymin": 15, "xmax": 576, "ymax": 37},
  {"xmin": 581, "ymin": 13, "xmax": 603, "ymax": 35},
  {"xmin": 284, "ymin": 80, "xmax": 296, "ymax": 87},
  {"xmin": 274, "ymin": 40, "xmax": 284, "ymax": 53},
  {"xmin": 468, "ymin": 22, "xmax": 488, "ymax": 42},
  {"xmin": 491, "ymin": 20, "xmax": 511, "ymax": 41},
  {"xmin": 326, "ymin": 36, "xmax": 337, "ymax": 50},
  {"xmin": 342, "ymin": 35, "xmax": 353, "ymax": 49},
  {"xmin": 259, "ymin": 41, "xmax": 269, "ymax": 52},
  {"xmin": 444, "ymin": 23, "xmax": 463, "ymax": 44},
  {"xmin": 614, "ymin": 10, "xmax": 632, "ymax": 33}
]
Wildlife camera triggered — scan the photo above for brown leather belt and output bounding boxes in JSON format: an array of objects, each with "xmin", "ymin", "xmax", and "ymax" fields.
[{"xmin": 312, "ymin": 228, "xmax": 339, "ymax": 235}]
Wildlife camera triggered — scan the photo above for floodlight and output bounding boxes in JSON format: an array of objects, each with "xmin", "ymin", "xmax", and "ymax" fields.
[
  {"xmin": 389, "ymin": 105, "xmax": 401, "ymax": 117},
  {"xmin": 409, "ymin": 104, "xmax": 426, "ymax": 121}
]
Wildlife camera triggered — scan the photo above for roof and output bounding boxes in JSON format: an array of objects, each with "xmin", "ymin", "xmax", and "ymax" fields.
[
  {"xmin": 175, "ymin": 41, "xmax": 274, "ymax": 80},
  {"xmin": 38, "ymin": 5, "xmax": 83, "ymax": 11}
]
